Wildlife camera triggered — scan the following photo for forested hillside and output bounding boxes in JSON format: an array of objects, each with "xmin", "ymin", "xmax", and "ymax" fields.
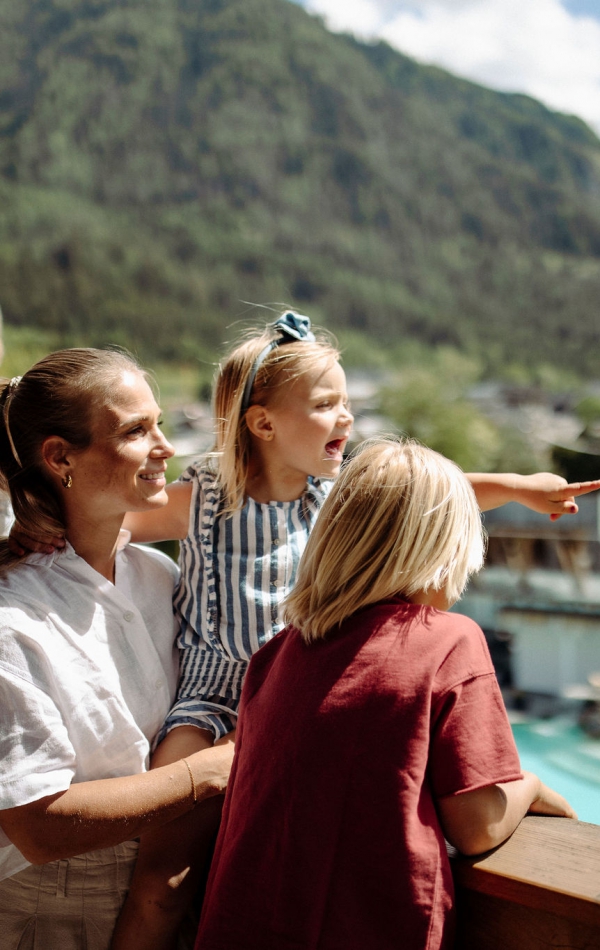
[{"xmin": 1, "ymin": 0, "xmax": 600, "ymax": 373}]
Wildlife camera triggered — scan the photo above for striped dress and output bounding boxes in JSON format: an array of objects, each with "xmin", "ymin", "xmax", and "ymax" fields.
[{"xmin": 159, "ymin": 462, "xmax": 331, "ymax": 741}]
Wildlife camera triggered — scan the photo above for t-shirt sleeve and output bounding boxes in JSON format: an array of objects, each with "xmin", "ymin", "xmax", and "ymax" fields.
[{"xmin": 428, "ymin": 670, "xmax": 522, "ymax": 799}]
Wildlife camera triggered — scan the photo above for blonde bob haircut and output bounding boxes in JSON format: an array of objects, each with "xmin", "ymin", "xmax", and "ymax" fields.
[
  {"xmin": 210, "ymin": 317, "xmax": 340, "ymax": 513},
  {"xmin": 283, "ymin": 438, "xmax": 486, "ymax": 643}
]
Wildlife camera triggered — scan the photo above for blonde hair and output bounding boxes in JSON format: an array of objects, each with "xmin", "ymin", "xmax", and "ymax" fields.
[
  {"xmin": 284, "ymin": 438, "xmax": 486, "ymax": 642},
  {"xmin": 210, "ymin": 317, "xmax": 340, "ymax": 512},
  {"xmin": 0, "ymin": 347, "xmax": 147, "ymax": 573}
]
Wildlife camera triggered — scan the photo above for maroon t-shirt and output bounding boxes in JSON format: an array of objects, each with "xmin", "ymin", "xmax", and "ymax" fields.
[{"xmin": 196, "ymin": 599, "xmax": 522, "ymax": 950}]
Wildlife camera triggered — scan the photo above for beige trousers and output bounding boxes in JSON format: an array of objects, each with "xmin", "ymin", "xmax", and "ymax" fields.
[{"xmin": 0, "ymin": 841, "xmax": 138, "ymax": 950}]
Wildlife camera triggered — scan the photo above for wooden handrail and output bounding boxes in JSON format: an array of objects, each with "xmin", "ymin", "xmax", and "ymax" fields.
[{"xmin": 451, "ymin": 816, "xmax": 600, "ymax": 949}]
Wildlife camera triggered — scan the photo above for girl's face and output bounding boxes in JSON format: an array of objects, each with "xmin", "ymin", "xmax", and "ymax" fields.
[
  {"xmin": 266, "ymin": 359, "xmax": 353, "ymax": 481},
  {"xmin": 69, "ymin": 370, "xmax": 175, "ymax": 520}
]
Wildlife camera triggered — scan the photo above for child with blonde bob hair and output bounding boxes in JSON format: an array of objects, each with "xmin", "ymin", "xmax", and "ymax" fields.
[{"xmin": 196, "ymin": 438, "xmax": 575, "ymax": 950}]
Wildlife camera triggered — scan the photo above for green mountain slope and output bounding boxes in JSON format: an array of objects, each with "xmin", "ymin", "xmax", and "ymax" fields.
[{"xmin": 1, "ymin": 0, "xmax": 600, "ymax": 372}]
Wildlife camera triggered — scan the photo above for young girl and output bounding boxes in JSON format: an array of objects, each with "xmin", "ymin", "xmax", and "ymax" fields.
[
  {"xmin": 11, "ymin": 312, "xmax": 598, "ymax": 949},
  {"xmin": 195, "ymin": 438, "xmax": 576, "ymax": 950},
  {"xmin": 111, "ymin": 311, "xmax": 354, "ymax": 949}
]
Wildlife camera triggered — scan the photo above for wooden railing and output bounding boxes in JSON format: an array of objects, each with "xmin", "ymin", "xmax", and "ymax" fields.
[{"xmin": 451, "ymin": 816, "xmax": 600, "ymax": 949}]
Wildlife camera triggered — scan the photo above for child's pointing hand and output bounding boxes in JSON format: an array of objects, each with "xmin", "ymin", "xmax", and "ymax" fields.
[
  {"xmin": 467, "ymin": 471, "xmax": 600, "ymax": 517},
  {"xmin": 513, "ymin": 472, "xmax": 600, "ymax": 520}
]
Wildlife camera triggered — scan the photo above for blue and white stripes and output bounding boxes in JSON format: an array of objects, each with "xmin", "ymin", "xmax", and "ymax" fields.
[{"xmin": 160, "ymin": 462, "xmax": 330, "ymax": 740}]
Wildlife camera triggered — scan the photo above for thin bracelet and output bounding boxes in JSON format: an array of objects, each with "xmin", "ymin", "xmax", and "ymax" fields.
[{"xmin": 182, "ymin": 757, "xmax": 197, "ymax": 805}]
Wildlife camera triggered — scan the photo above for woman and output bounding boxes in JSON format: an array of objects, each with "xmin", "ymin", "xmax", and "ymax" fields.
[
  {"xmin": 0, "ymin": 348, "xmax": 234, "ymax": 950},
  {"xmin": 195, "ymin": 439, "xmax": 575, "ymax": 950}
]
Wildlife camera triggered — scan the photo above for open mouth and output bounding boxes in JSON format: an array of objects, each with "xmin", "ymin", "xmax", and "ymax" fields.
[
  {"xmin": 325, "ymin": 439, "xmax": 345, "ymax": 459},
  {"xmin": 139, "ymin": 471, "xmax": 166, "ymax": 482}
]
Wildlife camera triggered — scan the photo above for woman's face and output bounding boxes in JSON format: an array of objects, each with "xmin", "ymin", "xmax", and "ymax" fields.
[{"xmin": 70, "ymin": 369, "xmax": 174, "ymax": 519}]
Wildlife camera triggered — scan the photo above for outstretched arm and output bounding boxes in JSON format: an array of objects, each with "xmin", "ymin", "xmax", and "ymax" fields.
[
  {"xmin": 467, "ymin": 472, "xmax": 600, "ymax": 518},
  {"xmin": 8, "ymin": 480, "xmax": 193, "ymax": 553},
  {"xmin": 437, "ymin": 771, "xmax": 576, "ymax": 857}
]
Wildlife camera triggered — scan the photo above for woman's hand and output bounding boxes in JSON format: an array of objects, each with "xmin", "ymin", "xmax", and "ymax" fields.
[{"xmin": 188, "ymin": 738, "xmax": 236, "ymax": 799}]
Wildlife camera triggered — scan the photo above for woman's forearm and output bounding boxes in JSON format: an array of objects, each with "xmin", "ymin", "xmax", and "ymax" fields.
[{"xmin": 0, "ymin": 744, "xmax": 232, "ymax": 865}]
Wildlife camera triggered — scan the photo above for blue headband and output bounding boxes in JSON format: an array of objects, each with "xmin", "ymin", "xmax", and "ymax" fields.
[{"xmin": 241, "ymin": 311, "xmax": 316, "ymax": 414}]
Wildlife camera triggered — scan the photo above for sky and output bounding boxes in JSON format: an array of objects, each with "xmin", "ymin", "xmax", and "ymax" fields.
[{"xmin": 295, "ymin": 0, "xmax": 600, "ymax": 136}]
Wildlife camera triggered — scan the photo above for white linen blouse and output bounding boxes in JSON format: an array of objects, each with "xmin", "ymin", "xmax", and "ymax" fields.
[{"xmin": 0, "ymin": 539, "xmax": 179, "ymax": 881}]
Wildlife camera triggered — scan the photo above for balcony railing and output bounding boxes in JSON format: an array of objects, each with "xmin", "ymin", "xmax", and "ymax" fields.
[{"xmin": 451, "ymin": 815, "xmax": 600, "ymax": 949}]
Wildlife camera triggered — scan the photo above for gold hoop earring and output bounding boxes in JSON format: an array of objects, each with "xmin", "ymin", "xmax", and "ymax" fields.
[{"xmin": 62, "ymin": 473, "xmax": 72, "ymax": 489}]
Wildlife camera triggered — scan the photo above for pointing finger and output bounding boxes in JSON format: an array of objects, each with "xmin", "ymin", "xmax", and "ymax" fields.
[{"xmin": 563, "ymin": 479, "xmax": 600, "ymax": 498}]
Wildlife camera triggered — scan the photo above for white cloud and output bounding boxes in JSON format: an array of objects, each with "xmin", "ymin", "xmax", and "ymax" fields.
[
  {"xmin": 301, "ymin": 0, "xmax": 600, "ymax": 135},
  {"xmin": 302, "ymin": 0, "xmax": 394, "ymax": 35}
]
